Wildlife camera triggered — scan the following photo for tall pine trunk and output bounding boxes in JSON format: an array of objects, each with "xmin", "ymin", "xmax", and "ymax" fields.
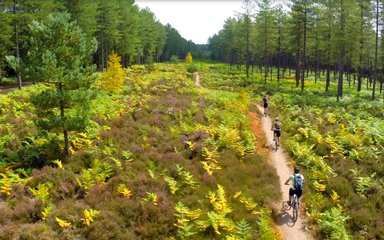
[
  {"xmin": 13, "ymin": 0, "xmax": 22, "ymax": 89},
  {"xmin": 337, "ymin": 0, "xmax": 345, "ymax": 101},
  {"xmin": 372, "ymin": 0, "xmax": 379, "ymax": 100}
]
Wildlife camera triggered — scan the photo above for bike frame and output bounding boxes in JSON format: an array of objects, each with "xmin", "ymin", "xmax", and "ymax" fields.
[{"xmin": 292, "ymin": 194, "xmax": 298, "ymax": 222}]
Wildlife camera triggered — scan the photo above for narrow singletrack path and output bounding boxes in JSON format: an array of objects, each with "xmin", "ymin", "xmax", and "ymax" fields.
[
  {"xmin": 193, "ymin": 72, "xmax": 202, "ymax": 88},
  {"xmin": 192, "ymin": 73, "xmax": 312, "ymax": 239},
  {"xmin": 256, "ymin": 104, "xmax": 313, "ymax": 240}
]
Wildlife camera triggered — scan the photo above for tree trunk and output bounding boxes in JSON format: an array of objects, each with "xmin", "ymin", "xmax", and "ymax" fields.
[
  {"xmin": 337, "ymin": 0, "xmax": 345, "ymax": 102},
  {"xmin": 296, "ymin": 47, "xmax": 300, "ymax": 87},
  {"xmin": 59, "ymin": 83, "xmax": 70, "ymax": 157},
  {"xmin": 326, "ymin": 66, "xmax": 330, "ymax": 92},
  {"xmin": 372, "ymin": 0, "xmax": 379, "ymax": 100},
  {"xmin": 13, "ymin": 0, "xmax": 22, "ymax": 89}
]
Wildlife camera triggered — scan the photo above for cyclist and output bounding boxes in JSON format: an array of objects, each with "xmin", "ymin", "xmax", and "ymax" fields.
[
  {"xmin": 285, "ymin": 166, "xmax": 304, "ymax": 206},
  {"xmin": 271, "ymin": 117, "xmax": 282, "ymax": 146},
  {"xmin": 262, "ymin": 95, "xmax": 269, "ymax": 116}
]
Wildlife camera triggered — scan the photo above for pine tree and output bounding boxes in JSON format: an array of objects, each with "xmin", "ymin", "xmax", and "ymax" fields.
[
  {"xmin": 97, "ymin": 52, "xmax": 125, "ymax": 94},
  {"xmin": 185, "ymin": 52, "xmax": 193, "ymax": 63},
  {"xmin": 26, "ymin": 13, "xmax": 97, "ymax": 157},
  {"xmin": 0, "ymin": 1, "xmax": 13, "ymax": 79}
]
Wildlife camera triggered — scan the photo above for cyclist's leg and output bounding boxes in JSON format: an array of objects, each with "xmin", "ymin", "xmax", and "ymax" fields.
[
  {"xmin": 296, "ymin": 189, "xmax": 303, "ymax": 206},
  {"xmin": 276, "ymin": 131, "xmax": 281, "ymax": 146},
  {"xmin": 288, "ymin": 188, "xmax": 294, "ymax": 205}
]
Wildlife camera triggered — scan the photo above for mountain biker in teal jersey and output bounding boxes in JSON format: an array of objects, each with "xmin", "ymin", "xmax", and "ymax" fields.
[{"xmin": 285, "ymin": 166, "xmax": 304, "ymax": 206}]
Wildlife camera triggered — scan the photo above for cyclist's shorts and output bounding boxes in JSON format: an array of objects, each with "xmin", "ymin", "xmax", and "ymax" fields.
[
  {"xmin": 274, "ymin": 130, "xmax": 281, "ymax": 137},
  {"xmin": 289, "ymin": 188, "xmax": 303, "ymax": 198},
  {"xmin": 264, "ymin": 103, "xmax": 268, "ymax": 108}
]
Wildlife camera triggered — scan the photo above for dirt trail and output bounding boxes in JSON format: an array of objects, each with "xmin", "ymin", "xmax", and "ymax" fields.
[
  {"xmin": 255, "ymin": 105, "xmax": 313, "ymax": 240},
  {"xmin": 193, "ymin": 72, "xmax": 202, "ymax": 88},
  {"xmin": 192, "ymin": 72, "xmax": 312, "ymax": 239}
]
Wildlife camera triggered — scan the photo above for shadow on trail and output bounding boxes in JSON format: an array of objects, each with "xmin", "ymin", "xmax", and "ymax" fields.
[{"xmin": 275, "ymin": 201, "xmax": 297, "ymax": 227}]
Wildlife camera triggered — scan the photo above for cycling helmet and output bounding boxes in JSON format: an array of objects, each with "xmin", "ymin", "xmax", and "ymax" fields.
[
  {"xmin": 275, "ymin": 117, "xmax": 279, "ymax": 121},
  {"xmin": 294, "ymin": 166, "xmax": 300, "ymax": 173}
]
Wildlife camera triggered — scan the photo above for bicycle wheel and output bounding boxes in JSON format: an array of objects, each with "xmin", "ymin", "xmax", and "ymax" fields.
[{"xmin": 292, "ymin": 195, "xmax": 298, "ymax": 222}]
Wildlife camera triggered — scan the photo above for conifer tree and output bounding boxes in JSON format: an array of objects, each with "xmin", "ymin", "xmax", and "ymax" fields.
[
  {"xmin": 97, "ymin": 52, "xmax": 125, "ymax": 94},
  {"xmin": 185, "ymin": 52, "xmax": 193, "ymax": 63},
  {"xmin": 26, "ymin": 13, "xmax": 97, "ymax": 157}
]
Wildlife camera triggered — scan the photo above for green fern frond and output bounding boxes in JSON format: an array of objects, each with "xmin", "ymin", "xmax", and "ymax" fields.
[
  {"xmin": 164, "ymin": 176, "xmax": 180, "ymax": 194},
  {"xmin": 29, "ymin": 182, "xmax": 53, "ymax": 204}
]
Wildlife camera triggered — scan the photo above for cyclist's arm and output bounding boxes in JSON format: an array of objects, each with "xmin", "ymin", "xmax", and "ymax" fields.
[{"xmin": 284, "ymin": 178, "xmax": 291, "ymax": 185}]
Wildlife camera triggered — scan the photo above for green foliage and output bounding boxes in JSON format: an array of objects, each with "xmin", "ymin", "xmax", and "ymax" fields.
[
  {"xmin": 186, "ymin": 64, "xmax": 198, "ymax": 73},
  {"xmin": 196, "ymin": 185, "xmax": 236, "ymax": 235},
  {"xmin": 164, "ymin": 176, "xmax": 180, "ymax": 195},
  {"xmin": 0, "ymin": 63, "xmax": 281, "ymax": 239},
  {"xmin": 257, "ymin": 209, "xmax": 280, "ymax": 240},
  {"xmin": 76, "ymin": 159, "xmax": 113, "ymax": 193},
  {"xmin": 23, "ymin": 12, "xmax": 97, "ymax": 156},
  {"xmin": 29, "ymin": 182, "xmax": 53, "ymax": 204},
  {"xmin": 0, "ymin": 170, "xmax": 30, "ymax": 197},
  {"xmin": 174, "ymin": 201, "xmax": 201, "ymax": 238},
  {"xmin": 319, "ymin": 207, "xmax": 351, "ymax": 240}
]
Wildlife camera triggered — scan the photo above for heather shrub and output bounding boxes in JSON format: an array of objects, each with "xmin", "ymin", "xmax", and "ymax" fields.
[
  {"xmin": 12, "ymin": 198, "xmax": 42, "ymax": 223},
  {"xmin": 0, "ymin": 202, "xmax": 13, "ymax": 224},
  {"xmin": 0, "ymin": 222, "xmax": 18, "ymax": 240},
  {"xmin": 84, "ymin": 184, "xmax": 113, "ymax": 207},
  {"xmin": 28, "ymin": 166, "xmax": 77, "ymax": 202},
  {"xmin": 83, "ymin": 210, "xmax": 128, "ymax": 240},
  {"xmin": 18, "ymin": 223, "xmax": 58, "ymax": 240},
  {"xmin": 132, "ymin": 203, "xmax": 175, "ymax": 239}
]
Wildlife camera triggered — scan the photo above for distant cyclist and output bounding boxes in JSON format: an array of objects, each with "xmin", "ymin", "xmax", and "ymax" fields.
[
  {"xmin": 262, "ymin": 95, "xmax": 269, "ymax": 116},
  {"xmin": 285, "ymin": 166, "xmax": 304, "ymax": 206},
  {"xmin": 271, "ymin": 117, "xmax": 282, "ymax": 147}
]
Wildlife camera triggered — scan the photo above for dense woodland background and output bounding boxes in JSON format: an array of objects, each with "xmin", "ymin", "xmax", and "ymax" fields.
[{"xmin": 2, "ymin": 0, "xmax": 384, "ymax": 101}]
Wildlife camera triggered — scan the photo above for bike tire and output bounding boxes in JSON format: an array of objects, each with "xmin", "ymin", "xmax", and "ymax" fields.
[{"xmin": 292, "ymin": 195, "xmax": 298, "ymax": 222}]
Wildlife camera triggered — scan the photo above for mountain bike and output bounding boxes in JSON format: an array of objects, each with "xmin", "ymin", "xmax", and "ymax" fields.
[{"xmin": 291, "ymin": 193, "xmax": 299, "ymax": 222}]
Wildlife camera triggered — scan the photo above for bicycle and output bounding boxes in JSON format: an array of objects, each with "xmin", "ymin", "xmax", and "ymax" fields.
[{"xmin": 291, "ymin": 193, "xmax": 299, "ymax": 222}]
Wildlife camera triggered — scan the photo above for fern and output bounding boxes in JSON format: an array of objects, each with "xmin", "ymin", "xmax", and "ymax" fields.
[
  {"xmin": 52, "ymin": 159, "xmax": 64, "ymax": 169},
  {"xmin": 41, "ymin": 204, "xmax": 54, "ymax": 220},
  {"xmin": 92, "ymin": 159, "xmax": 113, "ymax": 184},
  {"xmin": 29, "ymin": 182, "xmax": 53, "ymax": 204},
  {"xmin": 355, "ymin": 173, "xmax": 376, "ymax": 197},
  {"xmin": 82, "ymin": 208, "xmax": 101, "ymax": 226},
  {"xmin": 319, "ymin": 207, "xmax": 351, "ymax": 240},
  {"xmin": 117, "ymin": 184, "xmax": 132, "ymax": 198},
  {"xmin": 147, "ymin": 160, "xmax": 157, "ymax": 179},
  {"xmin": 174, "ymin": 202, "xmax": 201, "ymax": 238},
  {"xmin": 233, "ymin": 219, "xmax": 252, "ymax": 239},
  {"xmin": 176, "ymin": 165, "xmax": 198, "ymax": 190},
  {"xmin": 76, "ymin": 169, "xmax": 96, "ymax": 192},
  {"xmin": 257, "ymin": 209, "xmax": 280, "ymax": 240},
  {"xmin": 0, "ymin": 171, "xmax": 30, "ymax": 196},
  {"xmin": 121, "ymin": 150, "xmax": 134, "ymax": 162},
  {"xmin": 141, "ymin": 192, "xmax": 158, "ymax": 206},
  {"xmin": 331, "ymin": 190, "xmax": 340, "ymax": 202},
  {"xmin": 110, "ymin": 157, "xmax": 123, "ymax": 170},
  {"xmin": 201, "ymin": 161, "xmax": 222, "ymax": 176},
  {"xmin": 164, "ymin": 176, "xmax": 180, "ymax": 194},
  {"xmin": 55, "ymin": 217, "xmax": 72, "ymax": 228}
]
